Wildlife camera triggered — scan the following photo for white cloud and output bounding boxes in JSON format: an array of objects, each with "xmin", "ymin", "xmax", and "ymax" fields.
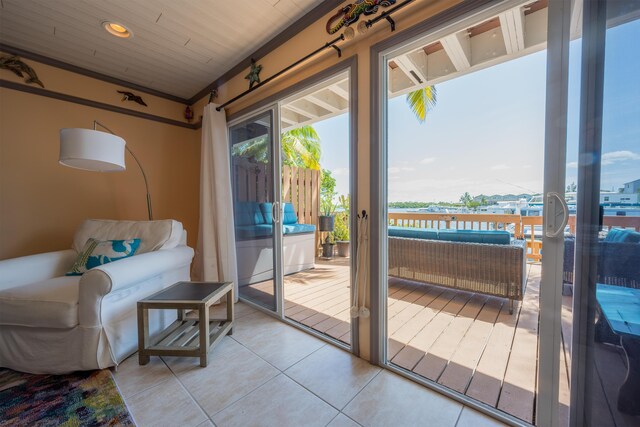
[
  {"xmin": 388, "ymin": 167, "xmax": 415, "ymax": 173},
  {"xmin": 491, "ymin": 164, "xmax": 511, "ymax": 170},
  {"xmin": 602, "ymin": 150, "xmax": 640, "ymax": 165},
  {"xmin": 331, "ymin": 167, "xmax": 350, "ymax": 176},
  {"xmin": 567, "ymin": 151, "xmax": 639, "ymax": 169},
  {"xmin": 420, "ymin": 157, "xmax": 436, "ymax": 165}
]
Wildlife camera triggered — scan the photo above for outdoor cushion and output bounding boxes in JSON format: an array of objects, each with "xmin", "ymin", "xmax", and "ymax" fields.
[
  {"xmin": 235, "ymin": 202, "xmax": 265, "ymax": 226},
  {"xmin": 283, "ymin": 203, "xmax": 298, "ymax": 225},
  {"xmin": 260, "ymin": 202, "xmax": 274, "ymax": 224},
  {"xmin": 388, "ymin": 226, "xmax": 438, "ymax": 240},
  {"xmin": 235, "ymin": 224, "xmax": 273, "ymax": 240},
  {"xmin": 439, "ymin": 229, "xmax": 511, "ymax": 245},
  {"xmin": 283, "ymin": 223, "xmax": 316, "ymax": 234},
  {"xmin": 605, "ymin": 227, "xmax": 640, "ymax": 243},
  {"xmin": 0, "ymin": 276, "xmax": 80, "ymax": 328}
]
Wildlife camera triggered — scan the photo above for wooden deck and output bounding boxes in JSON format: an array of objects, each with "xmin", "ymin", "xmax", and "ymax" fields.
[{"xmin": 241, "ymin": 260, "xmax": 573, "ymax": 423}]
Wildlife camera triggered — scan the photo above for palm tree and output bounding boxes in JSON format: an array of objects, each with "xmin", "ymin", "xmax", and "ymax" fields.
[
  {"xmin": 406, "ymin": 85, "xmax": 437, "ymax": 124},
  {"xmin": 232, "ymin": 125, "xmax": 322, "ymax": 170},
  {"xmin": 281, "ymin": 126, "xmax": 321, "ymax": 170}
]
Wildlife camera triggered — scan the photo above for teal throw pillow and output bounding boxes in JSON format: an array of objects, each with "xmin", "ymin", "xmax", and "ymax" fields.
[{"xmin": 66, "ymin": 238, "xmax": 141, "ymax": 276}]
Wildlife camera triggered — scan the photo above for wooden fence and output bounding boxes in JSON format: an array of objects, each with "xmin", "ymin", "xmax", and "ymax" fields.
[{"xmin": 281, "ymin": 166, "xmax": 320, "ymax": 228}]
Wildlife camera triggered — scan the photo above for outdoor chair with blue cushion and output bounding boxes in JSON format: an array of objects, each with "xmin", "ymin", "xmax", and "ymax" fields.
[
  {"xmin": 563, "ymin": 227, "xmax": 640, "ymax": 289},
  {"xmin": 233, "ymin": 201, "xmax": 316, "ymax": 285}
]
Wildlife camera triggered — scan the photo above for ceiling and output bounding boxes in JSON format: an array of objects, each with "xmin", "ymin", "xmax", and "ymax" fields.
[{"xmin": 0, "ymin": 0, "xmax": 322, "ymax": 100}]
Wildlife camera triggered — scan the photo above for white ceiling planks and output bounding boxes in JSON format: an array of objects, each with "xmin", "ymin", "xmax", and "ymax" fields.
[
  {"xmin": 387, "ymin": 0, "xmax": 549, "ymax": 99},
  {"xmin": 0, "ymin": 0, "xmax": 319, "ymax": 99}
]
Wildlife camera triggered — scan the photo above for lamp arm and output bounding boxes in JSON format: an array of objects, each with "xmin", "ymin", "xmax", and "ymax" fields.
[{"xmin": 93, "ymin": 120, "xmax": 153, "ymax": 220}]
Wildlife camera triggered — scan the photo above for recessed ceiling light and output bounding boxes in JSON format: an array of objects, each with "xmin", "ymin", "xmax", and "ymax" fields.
[{"xmin": 102, "ymin": 21, "xmax": 132, "ymax": 38}]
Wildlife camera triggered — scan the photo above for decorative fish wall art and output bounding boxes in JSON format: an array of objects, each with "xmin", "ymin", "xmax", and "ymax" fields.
[
  {"xmin": 0, "ymin": 55, "xmax": 44, "ymax": 88},
  {"xmin": 326, "ymin": 0, "xmax": 396, "ymax": 35},
  {"xmin": 117, "ymin": 90, "xmax": 147, "ymax": 106}
]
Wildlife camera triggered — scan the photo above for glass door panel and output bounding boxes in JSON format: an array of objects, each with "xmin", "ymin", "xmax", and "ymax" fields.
[
  {"xmin": 279, "ymin": 73, "xmax": 353, "ymax": 346},
  {"xmin": 571, "ymin": 2, "xmax": 640, "ymax": 425},
  {"xmin": 230, "ymin": 109, "xmax": 280, "ymax": 311},
  {"xmin": 381, "ymin": 1, "xmax": 564, "ymax": 424}
]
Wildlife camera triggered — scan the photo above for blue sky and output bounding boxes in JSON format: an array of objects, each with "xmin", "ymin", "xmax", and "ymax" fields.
[{"xmin": 313, "ymin": 18, "xmax": 640, "ymax": 202}]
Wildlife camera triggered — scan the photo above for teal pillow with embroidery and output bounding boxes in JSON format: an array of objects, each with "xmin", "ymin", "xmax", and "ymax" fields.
[{"xmin": 66, "ymin": 238, "xmax": 141, "ymax": 276}]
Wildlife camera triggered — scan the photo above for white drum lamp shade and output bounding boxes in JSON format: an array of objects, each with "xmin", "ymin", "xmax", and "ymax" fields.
[{"xmin": 59, "ymin": 128, "xmax": 126, "ymax": 172}]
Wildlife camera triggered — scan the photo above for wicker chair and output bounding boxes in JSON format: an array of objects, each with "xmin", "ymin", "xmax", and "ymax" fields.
[
  {"xmin": 388, "ymin": 237, "xmax": 527, "ymax": 313},
  {"xmin": 563, "ymin": 237, "xmax": 640, "ymax": 289}
]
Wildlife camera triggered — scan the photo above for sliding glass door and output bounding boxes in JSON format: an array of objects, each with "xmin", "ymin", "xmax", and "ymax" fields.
[
  {"xmin": 228, "ymin": 66, "xmax": 356, "ymax": 351},
  {"xmin": 373, "ymin": 0, "xmax": 592, "ymax": 425},
  {"xmin": 229, "ymin": 106, "xmax": 282, "ymax": 312},
  {"xmin": 569, "ymin": 1, "xmax": 640, "ymax": 426}
]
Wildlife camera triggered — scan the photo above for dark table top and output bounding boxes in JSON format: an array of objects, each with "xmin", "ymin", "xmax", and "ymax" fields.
[
  {"xmin": 596, "ymin": 283, "xmax": 640, "ymax": 338},
  {"xmin": 143, "ymin": 281, "xmax": 232, "ymax": 303}
]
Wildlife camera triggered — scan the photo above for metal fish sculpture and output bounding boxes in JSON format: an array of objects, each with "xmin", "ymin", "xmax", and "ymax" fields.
[
  {"xmin": 0, "ymin": 55, "xmax": 44, "ymax": 88},
  {"xmin": 326, "ymin": 0, "xmax": 396, "ymax": 35}
]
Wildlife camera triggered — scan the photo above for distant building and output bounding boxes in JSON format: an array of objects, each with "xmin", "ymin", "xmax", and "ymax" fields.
[{"xmin": 621, "ymin": 179, "xmax": 640, "ymax": 194}]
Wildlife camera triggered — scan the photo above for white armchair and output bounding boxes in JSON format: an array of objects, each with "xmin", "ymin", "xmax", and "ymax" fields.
[{"xmin": 0, "ymin": 219, "xmax": 194, "ymax": 374}]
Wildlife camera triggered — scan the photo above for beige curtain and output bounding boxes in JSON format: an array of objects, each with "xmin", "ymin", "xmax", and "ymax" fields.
[{"xmin": 192, "ymin": 104, "xmax": 238, "ymax": 300}]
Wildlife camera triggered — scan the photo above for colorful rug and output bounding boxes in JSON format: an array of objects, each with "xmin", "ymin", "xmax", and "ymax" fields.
[{"xmin": 0, "ymin": 368, "xmax": 135, "ymax": 426}]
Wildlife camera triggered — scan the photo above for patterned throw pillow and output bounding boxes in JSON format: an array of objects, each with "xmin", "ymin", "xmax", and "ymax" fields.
[{"xmin": 66, "ymin": 238, "xmax": 141, "ymax": 276}]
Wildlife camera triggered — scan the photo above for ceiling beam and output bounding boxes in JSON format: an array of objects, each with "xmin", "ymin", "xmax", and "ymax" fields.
[
  {"xmin": 281, "ymin": 106, "xmax": 309, "ymax": 124},
  {"xmin": 499, "ymin": 7, "xmax": 526, "ymax": 55},
  {"xmin": 287, "ymin": 100, "xmax": 322, "ymax": 119},
  {"xmin": 440, "ymin": 32, "xmax": 471, "ymax": 71},
  {"xmin": 393, "ymin": 53, "xmax": 424, "ymax": 85},
  {"xmin": 281, "ymin": 116, "xmax": 297, "ymax": 126},
  {"xmin": 326, "ymin": 83, "xmax": 349, "ymax": 101},
  {"xmin": 304, "ymin": 91, "xmax": 343, "ymax": 113}
]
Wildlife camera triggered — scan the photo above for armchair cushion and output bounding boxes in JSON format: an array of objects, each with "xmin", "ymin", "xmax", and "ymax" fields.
[
  {"xmin": 0, "ymin": 276, "xmax": 79, "ymax": 328},
  {"xmin": 67, "ymin": 238, "xmax": 141, "ymax": 276},
  {"xmin": 73, "ymin": 219, "xmax": 183, "ymax": 255}
]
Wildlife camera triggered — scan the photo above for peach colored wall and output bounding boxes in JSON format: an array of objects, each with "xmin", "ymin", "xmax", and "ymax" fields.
[
  {"xmin": 197, "ymin": 0, "xmax": 461, "ymax": 360},
  {"xmin": 0, "ymin": 63, "xmax": 200, "ymax": 259},
  {"xmin": 0, "ymin": 51, "xmax": 187, "ymax": 121}
]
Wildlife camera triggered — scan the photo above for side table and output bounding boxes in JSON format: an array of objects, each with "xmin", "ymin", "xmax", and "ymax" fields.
[{"xmin": 137, "ymin": 281, "xmax": 233, "ymax": 367}]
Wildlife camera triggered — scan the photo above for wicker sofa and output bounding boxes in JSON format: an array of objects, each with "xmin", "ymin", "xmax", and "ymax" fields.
[{"xmin": 388, "ymin": 227, "xmax": 527, "ymax": 313}]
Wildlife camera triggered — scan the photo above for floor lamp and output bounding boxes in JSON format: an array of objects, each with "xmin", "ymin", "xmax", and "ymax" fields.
[{"xmin": 59, "ymin": 120, "xmax": 153, "ymax": 220}]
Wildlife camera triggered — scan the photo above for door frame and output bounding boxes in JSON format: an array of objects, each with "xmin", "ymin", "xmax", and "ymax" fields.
[
  {"xmin": 369, "ymin": 0, "xmax": 571, "ymax": 425},
  {"xmin": 227, "ymin": 56, "xmax": 360, "ymax": 355}
]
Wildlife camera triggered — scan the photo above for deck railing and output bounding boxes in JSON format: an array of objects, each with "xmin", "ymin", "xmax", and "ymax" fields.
[{"xmin": 388, "ymin": 212, "xmax": 640, "ymax": 263}]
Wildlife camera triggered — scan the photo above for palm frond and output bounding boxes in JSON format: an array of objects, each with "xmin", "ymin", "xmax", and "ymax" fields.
[{"xmin": 406, "ymin": 85, "xmax": 437, "ymax": 124}]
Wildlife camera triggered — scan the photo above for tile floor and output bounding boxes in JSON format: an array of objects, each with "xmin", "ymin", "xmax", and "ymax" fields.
[{"xmin": 112, "ymin": 302, "xmax": 507, "ymax": 427}]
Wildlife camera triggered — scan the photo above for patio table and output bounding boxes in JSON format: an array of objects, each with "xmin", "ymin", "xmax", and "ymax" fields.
[{"xmin": 596, "ymin": 283, "xmax": 640, "ymax": 415}]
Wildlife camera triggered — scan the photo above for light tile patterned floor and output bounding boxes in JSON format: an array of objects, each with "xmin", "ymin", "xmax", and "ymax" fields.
[{"xmin": 113, "ymin": 302, "xmax": 506, "ymax": 427}]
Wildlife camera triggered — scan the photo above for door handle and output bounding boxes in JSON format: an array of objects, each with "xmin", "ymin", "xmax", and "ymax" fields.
[
  {"xmin": 545, "ymin": 192, "xmax": 569, "ymax": 238},
  {"xmin": 273, "ymin": 201, "xmax": 280, "ymax": 224}
]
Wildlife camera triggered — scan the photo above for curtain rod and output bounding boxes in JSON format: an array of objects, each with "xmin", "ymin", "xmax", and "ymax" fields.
[
  {"xmin": 215, "ymin": 34, "xmax": 345, "ymax": 111},
  {"xmin": 364, "ymin": 0, "xmax": 415, "ymax": 32}
]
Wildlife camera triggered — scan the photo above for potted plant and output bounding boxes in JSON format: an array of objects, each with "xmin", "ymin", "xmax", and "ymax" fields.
[
  {"xmin": 318, "ymin": 170, "xmax": 337, "ymax": 258},
  {"xmin": 321, "ymin": 233, "xmax": 335, "ymax": 258},
  {"xmin": 333, "ymin": 195, "xmax": 350, "ymax": 257}
]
